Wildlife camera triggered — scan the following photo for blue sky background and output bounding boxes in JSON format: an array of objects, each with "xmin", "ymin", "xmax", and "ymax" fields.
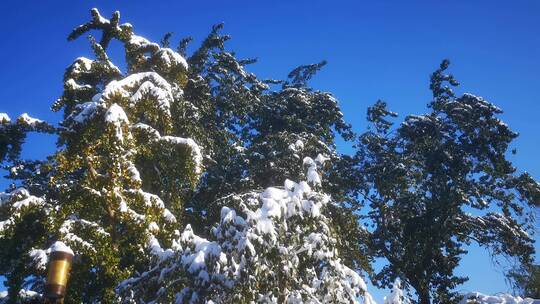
[{"xmin": 0, "ymin": 1, "xmax": 539, "ymax": 302}]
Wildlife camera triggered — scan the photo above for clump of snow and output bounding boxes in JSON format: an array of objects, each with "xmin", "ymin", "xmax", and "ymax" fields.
[
  {"xmin": 127, "ymin": 162, "xmax": 142, "ymax": 183},
  {"xmin": 65, "ymin": 78, "xmax": 93, "ymax": 90},
  {"xmin": 288, "ymin": 139, "xmax": 305, "ymax": 156},
  {"xmin": 180, "ymin": 225, "xmax": 222, "ymax": 282},
  {"xmin": 18, "ymin": 289, "xmax": 40, "ymax": 301},
  {"xmin": 0, "ymin": 289, "xmax": 41, "ymax": 302},
  {"xmin": 460, "ymin": 292, "xmax": 539, "ymax": 304},
  {"xmin": 303, "ymin": 154, "xmax": 328, "ymax": 186},
  {"xmin": 128, "ymin": 34, "xmax": 160, "ymax": 51},
  {"xmin": 28, "ymin": 249, "xmax": 48, "ymax": 271},
  {"xmin": 9, "ymin": 164, "xmax": 24, "ymax": 176},
  {"xmin": 118, "ymin": 195, "xmax": 145, "ymax": 223},
  {"xmin": 155, "ymin": 48, "xmax": 188, "ymax": 70},
  {"xmin": 148, "ymin": 235, "xmax": 174, "ymax": 261},
  {"xmin": 49, "ymin": 241, "xmax": 74, "ymax": 256},
  {"xmin": 0, "ymin": 188, "xmax": 47, "ymax": 234},
  {"xmin": 315, "ymin": 153, "xmax": 330, "ymax": 163},
  {"xmin": 59, "ymin": 216, "xmax": 110, "ymax": 252},
  {"xmin": 102, "ymin": 72, "xmax": 175, "ymax": 115},
  {"xmin": 69, "ymin": 101, "xmax": 101, "ymax": 124},
  {"xmin": 384, "ymin": 278, "xmax": 410, "ymax": 304},
  {"xmin": 90, "ymin": 8, "xmax": 111, "ymax": 25},
  {"xmin": 105, "ymin": 103, "xmax": 129, "ymax": 125},
  {"xmin": 17, "ymin": 113, "xmax": 43, "ymax": 126},
  {"xmin": 0, "ymin": 113, "xmax": 11, "ymax": 123},
  {"xmin": 105, "ymin": 103, "xmax": 129, "ymax": 140},
  {"xmin": 162, "ymin": 209, "xmax": 177, "ymax": 223},
  {"xmin": 148, "ymin": 221, "xmax": 160, "ymax": 233},
  {"xmin": 65, "ymin": 72, "xmax": 178, "ymax": 129},
  {"xmin": 284, "ymin": 178, "xmax": 295, "ymax": 190},
  {"xmin": 70, "ymin": 57, "xmax": 94, "ymax": 75}
]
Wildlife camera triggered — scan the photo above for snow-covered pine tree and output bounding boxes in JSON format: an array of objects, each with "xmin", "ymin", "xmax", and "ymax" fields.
[
  {"xmin": 185, "ymin": 55, "xmax": 369, "ymax": 274},
  {"xmin": 117, "ymin": 156, "xmax": 376, "ymax": 304},
  {"xmin": 1, "ymin": 9, "xmax": 200, "ymax": 303},
  {"xmin": 1, "ymin": 8, "xmax": 368, "ymax": 303},
  {"xmin": 356, "ymin": 60, "xmax": 540, "ymax": 303}
]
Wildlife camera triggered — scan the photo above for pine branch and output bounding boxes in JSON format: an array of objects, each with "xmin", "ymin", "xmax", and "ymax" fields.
[{"xmin": 68, "ymin": 8, "xmax": 124, "ymax": 50}]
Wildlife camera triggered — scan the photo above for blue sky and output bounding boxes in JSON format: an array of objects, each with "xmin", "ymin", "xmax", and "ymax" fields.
[{"xmin": 1, "ymin": 1, "xmax": 539, "ymax": 302}]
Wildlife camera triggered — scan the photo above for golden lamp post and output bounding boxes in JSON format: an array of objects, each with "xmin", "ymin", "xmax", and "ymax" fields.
[{"xmin": 44, "ymin": 242, "xmax": 74, "ymax": 304}]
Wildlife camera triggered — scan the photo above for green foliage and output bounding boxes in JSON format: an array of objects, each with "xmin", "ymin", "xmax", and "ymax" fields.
[
  {"xmin": 2, "ymin": 8, "xmax": 537, "ymax": 304},
  {"xmin": 356, "ymin": 60, "xmax": 540, "ymax": 303},
  {"xmin": 0, "ymin": 8, "xmax": 366, "ymax": 303},
  {"xmin": 1, "ymin": 8, "xmax": 198, "ymax": 303},
  {"xmin": 507, "ymin": 263, "xmax": 540, "ymax": 299}
]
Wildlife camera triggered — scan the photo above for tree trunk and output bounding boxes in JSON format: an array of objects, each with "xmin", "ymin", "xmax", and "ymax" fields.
[
  {"xmin": 418, "ymin": 290, "xmax": 431, "ymax": 304},
  {"xmin": 410, "ymin": 279, "xmax": 431, "ymax": 304}
]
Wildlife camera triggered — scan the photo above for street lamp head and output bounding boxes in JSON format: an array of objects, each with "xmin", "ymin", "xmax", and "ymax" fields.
[{"xmin": 44, "ymin": 242, "xmax": 74, "ymax": 302}]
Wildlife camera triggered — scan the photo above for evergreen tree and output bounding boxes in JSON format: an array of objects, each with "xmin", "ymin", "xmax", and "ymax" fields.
[
  {"xmin": 118, "ymin": 157, "xmax": 376, "ymax": 303},
  {"xmin": 0, "ymin": 8, "xmax": 368, "ymax": 303},
  {"xmin": 2, "ymin": 8, "xmax": 201, "ymax": 303},
  {"xmin": 355, "ymin": 60, "xmax": 540, "ymax": 303}
]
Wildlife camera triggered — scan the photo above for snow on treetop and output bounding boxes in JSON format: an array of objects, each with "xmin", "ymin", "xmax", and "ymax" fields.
[
  {"xmin": 461, "ymin": 93, "xmax": 502, "ymax": 112},
  {"xmin": 49, "ymin": 241, "xmax": 74, "ymax": 256},
  {"xmin": 67, "ymin": 72, "xmax": 179, "ymax": 126},
  {"xmin": 105, "ymin": 103, "xmax": 129, "ymax": 124},
  {"xmin": 0, "ymin": 113, "xmax": 11, "ymax": 123},
  {"xmin": 128, "ymin": 34, "xmax": 159, "ymax": 50},
  {"xmin": 156, "ymin": 48, "xmax": 189, "ymax": 70},
  {"xmin": 70, "ymin": 7, "xmax": 188, "ymax": 74},
  {"xmin": 90, "ymin": 7, "xmax": 111, "ymax": 24},
  {"xmin": 17, "ymin": 113, "xmax": 43, "ymax": 126},
  {"xmin": 71, "ymin": 57, "xmax": 93, "ymax": 73},
  {"xmin": 101, "ymin": 72, "xmax": 176, "ymax": 114}
]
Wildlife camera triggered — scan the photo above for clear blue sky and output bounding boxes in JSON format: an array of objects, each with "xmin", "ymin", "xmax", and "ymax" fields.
[{"xmin": 1, "ymin": 1, "xmax": 539, "ymax": 302}]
